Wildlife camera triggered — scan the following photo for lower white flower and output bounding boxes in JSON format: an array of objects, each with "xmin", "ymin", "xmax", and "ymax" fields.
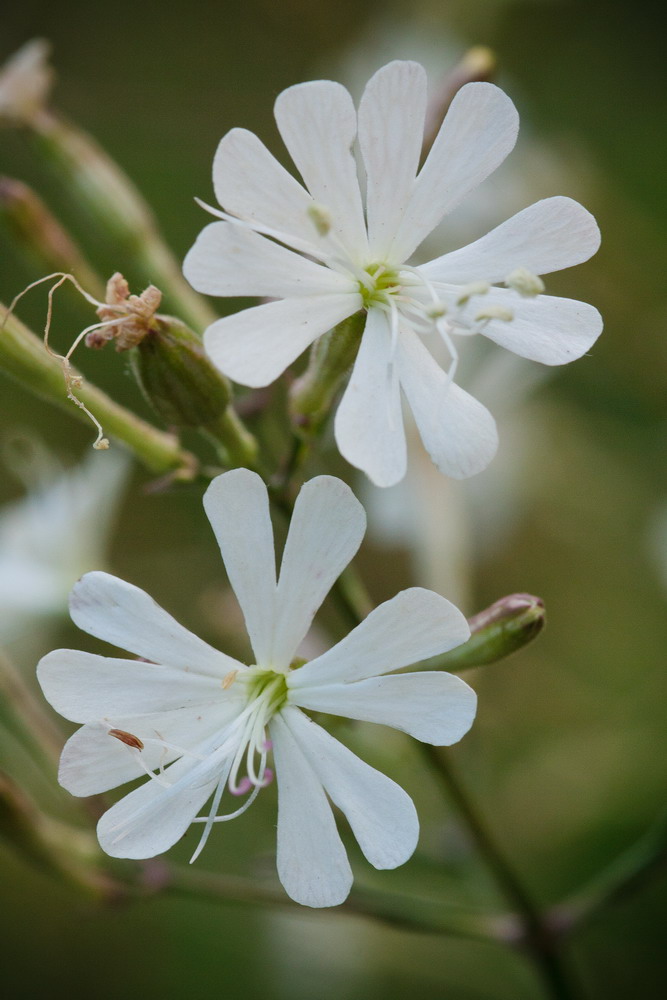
[
  {"xmin": 38, "ymin": 469, "xmax": 476, "ymax": 907},
  {"xmin": 184, "ymin": 60, "xmax": 602, "ymax": 488}
]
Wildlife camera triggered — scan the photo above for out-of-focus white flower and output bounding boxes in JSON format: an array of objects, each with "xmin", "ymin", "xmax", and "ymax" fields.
[
  {"xmin": 184, "ymin": 60, "xmax": 602, "ymax": 488},
  {"xmin": 38, "ymin": 470, "xmax": 476, "ymax": 907},
  {"xmin": 0, "ymin": 445, "xmax": 130, "ymax": 643}
]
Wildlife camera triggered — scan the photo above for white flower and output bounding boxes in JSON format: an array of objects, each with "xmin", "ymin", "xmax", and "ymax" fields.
[
  {"xmin": 0, "ymin": 447, "xmax": 130, "ymax": 644},
  {"xmin": 184, "ymin": 60, "xmax": 602, "ymax": 488},
  {"xmin": 37, "ymin": 469, "xmax": 476, "ymax": 908}
]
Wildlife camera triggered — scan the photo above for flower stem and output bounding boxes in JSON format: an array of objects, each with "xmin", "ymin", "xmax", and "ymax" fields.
[
  {"xmin": 0, "ymin": 648, "xmax": 63, "ymax": 768},
  {"xmin": 160, "ymin": 863, "xmax": 512, "ymax": 941},
  {"xmin": 0, "ymin": 304, "xmax": 196, "ymax": 475},
  {"xmin": 28, "ymin": 109, "xmax": 217, "ymax": 333},
  {"xmin": 422, "ymin": 745, "xmax": 581, "ymax": 1000}
]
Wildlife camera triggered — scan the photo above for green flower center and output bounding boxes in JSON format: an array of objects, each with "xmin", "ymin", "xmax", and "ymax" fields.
[
  {"xmin": 243, "ymin": 667, "xmax": 289, "ymax": 716},
  {"xmin": 358, "ymin": 263, "xmax": 401, "ymax": 308}
]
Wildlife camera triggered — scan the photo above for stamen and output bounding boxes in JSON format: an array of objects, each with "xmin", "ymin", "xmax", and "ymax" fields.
[
  {"xmin": 222, "ymin": 669, "xmax": 238, "ymax": 690},
  {"xmin": 456, "ymin": 282, "xmax": 490, "ymax": 306},
  {"xmin": 504, "ymin": 267, "xmax": 544, "ymax": 297},
  {"xmin": 475, "ymin": 305, "xmax": 515, "ymax": 323},
  {"xmin": 109, "ymin": 728, "xmax": 144, "ymax": 750},
  {"xmin": 307, "ymin": 203, "xmax": 332, "ymax": 237}
]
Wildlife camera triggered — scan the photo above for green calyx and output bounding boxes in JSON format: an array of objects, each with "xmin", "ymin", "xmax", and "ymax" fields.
[{"xmin": 131, "ymin": 317, "xmax": 231, "ymax": 428}]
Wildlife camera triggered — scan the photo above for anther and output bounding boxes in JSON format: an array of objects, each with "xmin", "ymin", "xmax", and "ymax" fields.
[
  {"xmin": 475, "ymin": 305, "xmax": 515, "ymax": 322},
  {"xmin": 222, "ymin": 670, "xmax": 238, "ymax": 690},
  {"xmin": 504, "ymin": 267, "xmax": 545, "ymax": 297},
  {"xmin": 109, "ymin": 728, "xmax": 144, "ymax": 750},
  {"xmin": 307, "ymin": 203, "xmax": 332, "ymax": 237},
  {"xmin": 456, "ymin": 282, "xmax": 490, "ymax": 306}
]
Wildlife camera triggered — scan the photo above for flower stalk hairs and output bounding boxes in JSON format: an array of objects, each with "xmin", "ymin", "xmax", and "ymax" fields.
[
  {"xmin": 184, "ymin": 60, "xmax": 602, "ymax": 487},
  {"xmin": 38, "ymin": 471, "xmax": 476, "ymax": 907}
]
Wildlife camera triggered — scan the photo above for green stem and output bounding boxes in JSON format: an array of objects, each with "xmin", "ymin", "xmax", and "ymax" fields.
[
  {"xmin": 28, "ymin": 109, "xmax": 216, "ymax": 333},
  {"xmin": 0, "ymin": 304, "xmax": 196, "ymax": 475},
  {"xmin": 0, "ymin": 648, "xmax": 63, "ymax": 768},
  {"xmin": 422, "ymin": 745, "xmax": 580, "ymax": 1000},
  {"xmin": 160, "ymin": 864, "xmax": 511, "ymax": 941},
  {"xmin": 556, "ymin": 810, "xmax": 667, "ymax": 935}
]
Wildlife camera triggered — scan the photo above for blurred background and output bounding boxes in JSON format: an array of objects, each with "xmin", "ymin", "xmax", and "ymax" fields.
[{"xmin": 1, "ymin": 0, "xmax": 666, "ymax": 997}]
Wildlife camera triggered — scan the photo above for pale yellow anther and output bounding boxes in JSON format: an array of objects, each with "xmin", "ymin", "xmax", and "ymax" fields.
[
  {"xmin": 475, "ymin": 305, "xmax": 515, "ymax": 323},
  {"xmin": 456, "ymin": 282, "xmax": 490, "ymax": 306},
  {"xmin": 222, "ymin": 669, "xmax": 238, "ymax": 690},
  {"xmin": 505, "ymin": 267, "xmax": 545, "ymax": 297},
  {"xmin": 307, "ymin": 203, "xmax": 332, "ymax": 237}
]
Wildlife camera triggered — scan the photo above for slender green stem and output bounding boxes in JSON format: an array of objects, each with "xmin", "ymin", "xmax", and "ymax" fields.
[
  {"xmin": 422, "ymin": 745, "xmax": 580, "ymax": 1000},
  {"xmin": 0, "ymin": 304, "xmax": 196, "ymax": 475},
  {"xmin": 159, "ymin": 863, "xmax": 511, "ymax": 941},
  {"xmin": 556, "ymin": 810, "xmax": 667, "ymax": 935},
  {"xmin": 0, "ymin": 648, "xmax": 63, "ymax": 767}
]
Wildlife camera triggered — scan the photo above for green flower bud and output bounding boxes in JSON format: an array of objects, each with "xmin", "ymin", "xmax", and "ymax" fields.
[
  {"xmin": 434, "ymin": 593, "xmax": 545, "ymax": 672},
  {"xmin": 131, "ymin": 317, "xmax": 231, "ymax": 429}
]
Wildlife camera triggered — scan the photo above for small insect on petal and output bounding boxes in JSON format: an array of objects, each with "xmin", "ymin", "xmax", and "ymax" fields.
[{"xmin": 109, "ymin": 728, "xmax": 144, "ymax": 750}]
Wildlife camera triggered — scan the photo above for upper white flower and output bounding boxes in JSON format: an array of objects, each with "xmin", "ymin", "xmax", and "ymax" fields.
[
  {"xmin": 38, "ymin": 469, "xmax": 476, "ymax": 907},
  {"xmin": 184, "ymin": 60, "xmax": 602, "ymax": 488}
]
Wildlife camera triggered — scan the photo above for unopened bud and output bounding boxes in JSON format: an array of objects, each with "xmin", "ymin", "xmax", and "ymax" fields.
[
  {"xmin": 0, "ymin": 39, "xmax": 53, "ymax": 125},
  {"xmin": 505, "ymin": 267, "xmax": 545, "ymax": 297},
  {"xmin": 434, "ymin": 594, "xmax": 545, "ymax": 671},
  {"xmin": 131, "ymin": 316, "xmax": 231, "ymax": 428}
]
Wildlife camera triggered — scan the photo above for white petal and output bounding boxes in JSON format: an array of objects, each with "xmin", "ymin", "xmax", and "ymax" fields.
[
  {"xmin": 290, "ymin": 587, "xmax": 470, "ymax": 688},
  {"xmin": 271, "ymin": 477, "xmax": 366, "ymax": 669},
  {"xmin": 396, "ymin": 328, "xmax": 498, "ymax": 479},
  {"xmin": 183, "ymin": 222, "xmax": 354, "ymax": 299},
  {"xmin": 203, "ymin": 469, "xmax": 276, "ymax": 665},
  {"xmin": 96, "ymin": 751, "xmax": 226, "ymax": 859},
  {"xmin": 290, "ymin": 672, "xmax": 477, "ymax": 746},
  {"xmin": 270, "ymin": 711, "xmax": 352, "ymax": 907},
  {"xmin": 420, "ymin": 197, "xmax": 601, "ymax": 285},
  {"xmin": 284, "ymin": 707, "xmax": 418, "ymax": 869},
  {"xmin": 59, "ymin": 702, "xmax": 240, "ymax": 796},
  {"xmin": 38, "ymin": 649, "xmax": 229, "ymax": 722},
  {"xmin": 334, "ymin": 309, "xmax": 407, "ymax": 488},
  {"xmin": 274, "ymin": 80, "xmax": 368, "ymax": 261},
  {"xmin": 212, "ymin": 127, "xmax": 322, "ymax": 254},
  {"xmin": 390, "ymin": 83, "xmax": 519, "ymax": 262},
  {"xmin": 472, "ymin": 290, "xmax": 604, "ymax": 365},
  {"xmin": 203, "ymin": 293, "xmax": 360, "ymax": 389},
  {"xmin": 358, "ymin": 61, "xmax": 427, "ymax": 258},
  {"xmin": 68, "ymin": 572, "xmax": 235, "ymax": 677}
]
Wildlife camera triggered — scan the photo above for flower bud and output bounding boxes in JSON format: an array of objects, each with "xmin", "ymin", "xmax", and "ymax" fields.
[
  {"xmin": 131, "ymin": 316, "xmax": 231, "ymax": 428},
  {"xmin": 435, "ymin": 593, "xmax": 545, "ymax": 671}
]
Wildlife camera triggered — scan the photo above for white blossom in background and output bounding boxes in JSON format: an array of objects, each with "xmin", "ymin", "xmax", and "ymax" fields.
[
  {"xmin": 38, "ymin": 470, "xmax": 476, "ymax": 908},
  {"xmin": 184, "ymin": 59, "xmax": 602, "ymax": 488},
  {"xmin": 0, "ymin": 446, "xmax": 130, "ymax": 644}
]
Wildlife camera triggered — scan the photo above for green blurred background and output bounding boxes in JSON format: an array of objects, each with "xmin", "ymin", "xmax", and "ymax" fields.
[{"xmin": 1, "ymin": 0, "xmax": 666, "ymax": 997}]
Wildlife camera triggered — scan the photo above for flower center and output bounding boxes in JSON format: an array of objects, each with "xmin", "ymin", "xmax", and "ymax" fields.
[{"xmin": 358, "ymin": 262, "xmax": 401, "ymax": 308}]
